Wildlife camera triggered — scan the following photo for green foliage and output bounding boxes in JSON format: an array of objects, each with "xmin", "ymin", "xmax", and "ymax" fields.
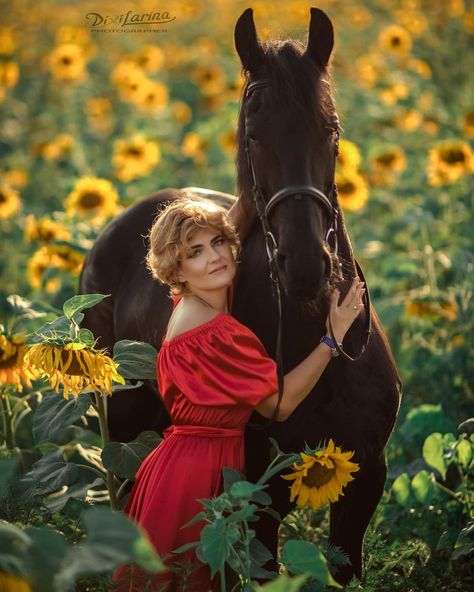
[
  {"xmin": 112, "ymin": 339, "xmax": 159, "ymax": 379},
  {"xmin": 280, "ymin": 540, "xmax": 340, "ymax": 587},
  {"xmin": 101, "ymin": 430, "xmax": 162, "ymax": 480},
  {"xmin": 0, "ymin": 507, "xmax": 163, "ymax": 592},
  {"xmin": 32, "ymin": 392, "xmax": 92, "ymax": 444}
]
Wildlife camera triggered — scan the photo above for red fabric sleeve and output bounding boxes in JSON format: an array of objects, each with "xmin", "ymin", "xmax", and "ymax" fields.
[{"xmin": 157, "ymin": 316, "xmax": 277, "ymax": 408}]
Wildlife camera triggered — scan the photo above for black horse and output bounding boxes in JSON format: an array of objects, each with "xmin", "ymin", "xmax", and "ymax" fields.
[{"xmin": 79, "ymin": 8, "xmax": 402, "ymax": 585}]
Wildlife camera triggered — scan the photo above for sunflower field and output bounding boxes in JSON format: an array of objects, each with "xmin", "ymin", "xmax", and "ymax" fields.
[{"xmin": 1, "ymin": 0, "xmax": 473, "ymax": 590}]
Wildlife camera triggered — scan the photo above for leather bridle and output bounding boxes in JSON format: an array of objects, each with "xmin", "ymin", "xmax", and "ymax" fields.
[{"xmin": 244, "ymin": 78, "xmax": 372, "ymax": 426}]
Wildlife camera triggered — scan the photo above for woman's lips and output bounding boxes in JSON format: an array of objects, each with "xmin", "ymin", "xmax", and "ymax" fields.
[{"xmin": 210, "ymin": 265, "xmax": 227, "ymax": 274}]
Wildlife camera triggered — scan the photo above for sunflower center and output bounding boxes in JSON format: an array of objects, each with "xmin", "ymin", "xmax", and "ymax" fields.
[
  {"xmin": 126, "ymin": 147, "xmax": 144, "ymax": 157},
  {"xmin": 60, "ymin": 350, "xmax": 85, "ymax": 375},
  {"xmin": 61, "ymin": 56, "xmax": 72, "ymax": 65},
  {"xmin": 302, "ymin": 462, "xmax": 336, "ymax": 488},
  {"xmin": 376, "ymin": 153, "xmax": 396, "ymax": 166},
  {"xmin": 79, "ymin": 191, "xmax": 102, "ymax": 208},
  {"xmin": 40, "ymin": 229, "xmax": 55, "ymax": 242},
  {"xmin": 391, "ymin": 36, "xmax": 401, "ymax": 47},
  {"xmin": 0, "ymin": 345, "xmax": 20, "ymax": 368},
  {"xmin": 339, "ymin": 181, "xmax": 356, "ymax": 194},
  {"xmin": 440, "ymin": 148, "xmax": 466, "ymax": 164},
  {"xmin": 0, "ymin": 191, "xmax": 6, "ymax": 203}
]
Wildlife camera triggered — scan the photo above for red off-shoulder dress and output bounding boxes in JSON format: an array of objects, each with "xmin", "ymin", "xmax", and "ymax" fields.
[{"xmin": 113, "ymin": 303, "xmax": 277, "ymax": 591}]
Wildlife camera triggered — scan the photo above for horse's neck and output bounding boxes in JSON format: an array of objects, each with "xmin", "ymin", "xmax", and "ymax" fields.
[{"xmin": 335, "ymin": 209, "xmax": 358, "ymax": 279}]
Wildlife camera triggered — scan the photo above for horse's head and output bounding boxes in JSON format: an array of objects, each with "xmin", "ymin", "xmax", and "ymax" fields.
[{"xmin": 235, "ymin": 7, "xmax": 340, "ymax": 302}]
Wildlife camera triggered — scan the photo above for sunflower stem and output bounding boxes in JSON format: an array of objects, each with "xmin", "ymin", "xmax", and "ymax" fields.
[
  {"xmin": 0, "ymin": 393, "xmax": 15, "ymax": 450},
  {"xmin": 95, "ymin": 392, "xmax": 118, "ymax": 510},
  {"xmin": 257, "ymin": 454, "xmax": 300, "ymax": 485},
  {"xmin": 116, "ymin": 478, "xmax": 131, "ymax": 500}
]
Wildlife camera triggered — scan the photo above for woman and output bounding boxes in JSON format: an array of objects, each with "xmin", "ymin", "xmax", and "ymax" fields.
[{"xmin": 113, "ymin": 195, "xmax": 365, "ymax": 591}]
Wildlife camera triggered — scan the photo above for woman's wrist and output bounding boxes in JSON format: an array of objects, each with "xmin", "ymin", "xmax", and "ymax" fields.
[
  {"xmin": 320, "ymin": 335, "xmax": 343, "ymax": 357},
  {"xmin": 324, "ymin": 331, "xmax": 344, "ymax": 345}
]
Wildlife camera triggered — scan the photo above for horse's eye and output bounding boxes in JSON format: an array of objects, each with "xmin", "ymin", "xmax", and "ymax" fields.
[{"xmin": 247, "ymin": 94, "xmax": 262, "ymax": 114}]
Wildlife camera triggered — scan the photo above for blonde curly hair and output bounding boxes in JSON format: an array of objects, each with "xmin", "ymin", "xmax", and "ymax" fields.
[{"xmin": 145, "ymin": 195, "xmax": 240, "ymax": 296}]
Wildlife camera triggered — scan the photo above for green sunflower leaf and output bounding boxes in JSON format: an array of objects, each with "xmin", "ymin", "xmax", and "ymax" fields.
[
  {"xmin": 112, "ymin": 340, "xmax": 158, "ymax": 379},
  {"xmin": 252, "ymin": 573, "xmax": 308, "ymax": 591},
  {"xmin": 101, "ymin": 430, "xmax": 162, "ymax": 480},
  {"xmin": 63, "ymin": 294, "xmax": 110, "ymax": 320},
  {"xmin": 33, "ymin": 392, "xmax": 92, "ymax": 445},
  {"xmin": 280, "ymin": 539, "xmax": 341, "ymax": 587},
  {"xmin": 230, "ymin": 480, "xmax": 267, "ymax": 499},
  {"xmin": 199, "ymin": 518, "xmax": 240, "ymax": 577}
]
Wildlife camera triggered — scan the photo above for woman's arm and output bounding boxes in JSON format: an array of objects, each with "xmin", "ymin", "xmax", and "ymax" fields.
[
  {"xmin": 255, "ymin": 277, "xmax": 366, "ymax": 422},
  {"xmin": 228, "ymin": 198, "xmax": 257, "ymax": 243}
]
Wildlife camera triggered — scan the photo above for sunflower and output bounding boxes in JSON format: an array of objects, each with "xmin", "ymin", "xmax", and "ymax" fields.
[
  {"xmin": 0, "ymin": 185, "xmax": 21, "ymax": 219},
  {"xmin": 394, "ymin": 108, "xmax": 423, "ymax": 131},
  {"xmin": 0, "ymin": 333, "xmax": 38, "ymax": 392},
  {"xmin": 218, "ymin": 129, "xmax": 237, "ymax": 154},
  {"xmin": 27, "ymin": 245, "xmax": 84, "ymax": 290},
  {"xmin": 40, "ymin": 133, "xmax": 74, "ymax": 160},
  {"xmin": 133, "ymin": 80, "xmax": 169, "ymax": 113},
  {"xmin": 0, "ymin": 27, "xmax": 16, "ymax": 55},
  {"xmin": 161, "ymin": 43, "xmax": 190, "ymax": 70},
  {"xmin": 24, "ymin": 214, "xmax": 71, "ymax": 244},
  {"xmin": 345, "ymin": 6, "xmax": 373, "ymax": 27},
  {"xmin": 380, "ymin": 82, "xmax": 409, "ymax": 105},
  {"xmin": 372, "ymin": 147, "xmax": 406, "ymax": 172},
  {"xmin": 113, "ymin": 135, "xmax": 161, "ymax": 181},
  {"xmin": 111, "ymin": 60, "xmax": 148, "ymax": 102},
  {"xmin": 191, "ymin": 64, "xmax": 227, "ymax": 97},
  {"xmin": 281, "ymin": 439, "xmax": 360, "ymax": 509},
  {"xmin": 461, "ymin": 110, "xmax": 474, "ymax": 138},
  {"xmin": 64, "ymin": 177, "xmax": 120, "ymax": 218},
  {"xmin": 335, "ymin": 170, "xmax": 368, "ymax": 211},
  {"xmin": 0, "ymin": 61, "xmax": 19, "ymax": 87},
  {"xmin": 378, "ymin": 25, "xmax": 412, "ymax": 57},
  {"xmin": 24, "ymin": 342, "xmax": 125, "ymax": 399},
  {"xmin": 48, "ymin": 43, "xmax": 87, "ymax": 83},
  {"xmin": 55, "ymin": 26, "xmax": 96, "ymax": 60},
  {"xmin": 369, "ymin": 146, "xmax": 406, "ymax": 186},
  {"xmin": 129, "ymin": 44, "xmax": 165, "ymax": 73},
  {"xmin": 171, "ymin": 101, "xmax": 192, "ymax": 124},
  {"xmin": 355, "ymin": 54, "xmax": 385, "ymax": 87},
  {"xmin": 182, "ymin": 132, "xmax": 208, "ymax": 165},
  {"xmin": 405, "ymin": 297, "xmax": 458, "ymax": 321},
  {"xmin": 407, "ymin": 58, "xmax": 431, "ymax": 79},
  {"xmin": 428, "ymin": 140, "xmax": 474, "ymax": 186},
  {"xmin": 2, "ymin": 168, "xmax": 28, "ymax": 188},
  {"xmin": 86, "ymin": 97, "xmax": 113, "ymax": 133},
  {"xmin": 0, "ymin": 572, "xmax": 32, "ymax": 592},
  {"xmin": 337, "ymin": 139, "xmax": 361, "ymax": 172}
]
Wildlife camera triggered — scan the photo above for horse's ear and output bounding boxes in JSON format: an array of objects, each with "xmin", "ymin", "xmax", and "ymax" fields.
[
  {"xmin": 305, "ymin": 7, "xmax": 334, "ymax": 70},
  {"xmin": 234, "ymin": 8, "xmax": 264, "ymax": 74}
]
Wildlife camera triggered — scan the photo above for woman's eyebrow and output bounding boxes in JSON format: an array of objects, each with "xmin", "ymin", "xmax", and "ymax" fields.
[{"xmin": 189, "ymin": 235, "xmax": 223, "ymax": 249}]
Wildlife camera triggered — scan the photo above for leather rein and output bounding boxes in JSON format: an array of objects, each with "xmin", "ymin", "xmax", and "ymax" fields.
[{"xmin": 244, "ymin": 78, "xmax": 372, "ymax": 427}]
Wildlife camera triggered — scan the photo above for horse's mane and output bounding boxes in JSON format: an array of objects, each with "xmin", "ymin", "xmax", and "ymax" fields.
[{"xmin": 236, "ymin": 38, "xmax": 338, "ymax": 208}]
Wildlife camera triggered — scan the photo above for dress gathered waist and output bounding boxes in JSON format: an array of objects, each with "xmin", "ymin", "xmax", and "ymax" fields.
[{"xmin": 163, "ymin": 425, "xmax": 243, "ymax": 438}]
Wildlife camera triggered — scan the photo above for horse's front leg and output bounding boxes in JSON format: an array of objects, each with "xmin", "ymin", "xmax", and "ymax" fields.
[{"xmin": 329, "ymin": 451, "xmax": 387, "ymax": 585}]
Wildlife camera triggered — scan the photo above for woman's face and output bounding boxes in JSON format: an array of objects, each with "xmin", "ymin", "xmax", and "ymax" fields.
[{"xmin": 177, "ymin": 226, "xmax": 237, "ymax": 293}]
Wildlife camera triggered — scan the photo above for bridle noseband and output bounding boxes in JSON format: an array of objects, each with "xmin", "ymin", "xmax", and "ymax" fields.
[{"xmin": 243, "ymin": 78, "xmax": 372, "ymax": 427}]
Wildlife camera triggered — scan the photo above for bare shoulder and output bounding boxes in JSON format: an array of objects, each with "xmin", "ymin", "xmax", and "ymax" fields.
[{"xmin": 165, "ymin": 300, "xmax": 221, "ymax": 340}]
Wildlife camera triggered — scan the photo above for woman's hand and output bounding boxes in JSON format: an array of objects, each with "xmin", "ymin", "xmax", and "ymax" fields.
[{"xmin": 326, "ymin": 277, "xmax": 366, "ymax": 343}]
